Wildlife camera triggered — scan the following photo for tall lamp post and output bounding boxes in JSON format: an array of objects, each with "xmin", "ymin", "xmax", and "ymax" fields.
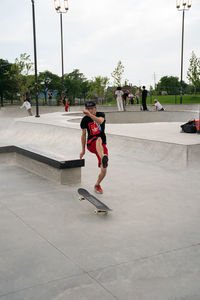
[
  {"xmin": 54, "ymin": 0, "xmax": 69, "ymax": 98},
  {"xmin": 176, "ymin": 0, "xmax": 192, "ymax": 104},
  {"xmin": 31, "ymin": 0, "xmax": 40, "ymax": 117}
]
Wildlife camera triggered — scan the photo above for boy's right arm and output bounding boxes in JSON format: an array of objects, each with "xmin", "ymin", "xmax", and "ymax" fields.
[{"xmin": 80, "ymin": 129, "xmax": 86, "ymax": 159}]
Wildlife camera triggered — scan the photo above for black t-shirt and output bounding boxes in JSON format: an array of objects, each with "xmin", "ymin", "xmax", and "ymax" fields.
[
  {"xmin": 123, "ymin": 92, "xmax": 128, "ymax": 100},
  {"xmin": 142, "ymin": 89, "xmax": 147, "ymax": 100},
  {"xmin": 80, "ymin": 112, "xmax": 106, "ymax": 144},
  {"xmin": 25, "ymin": 92, "xmax": 31, "ymax": 102}
]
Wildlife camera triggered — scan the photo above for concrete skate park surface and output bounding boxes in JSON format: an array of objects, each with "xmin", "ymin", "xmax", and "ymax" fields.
[
  {"xmin": 0, "ymin": 105, "xmax": 200, "ymax": 299},
  {"xmin": 2, "ymin": 106, "xmax": 199, "ymax": 168}
]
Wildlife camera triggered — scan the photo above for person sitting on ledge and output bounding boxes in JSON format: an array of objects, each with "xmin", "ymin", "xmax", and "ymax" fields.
[{"xmin": 154, "ymin": 99, "xmax": 164, "ymax": 111}]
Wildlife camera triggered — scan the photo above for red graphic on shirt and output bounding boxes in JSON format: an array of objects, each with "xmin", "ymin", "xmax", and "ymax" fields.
[{"xmin": 88, "ymin": 122, "xmax": 100, "ymax": 136}]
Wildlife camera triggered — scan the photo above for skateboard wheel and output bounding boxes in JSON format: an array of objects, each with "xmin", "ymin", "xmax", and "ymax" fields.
[
  {"xmin": 94, "ymin": 210, "xmax": 98, "ymax": 214},
  {"xmin": 79, "ymin": 196, "xmax": 85, "ymax": 201}
]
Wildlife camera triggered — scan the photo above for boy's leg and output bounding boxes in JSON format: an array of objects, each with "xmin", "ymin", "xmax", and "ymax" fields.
[
  {"xmin": 96, "ymin": 137, "xmax": 105, "ymax": 159},
  {"xmin": 96, "ymin": 138, "xmax": 108, "ymax": 166},
  {"xmin": 92, "ymin": 139, "xmax": 108, "ymax": 192},
  {"xmin": 96, "ymin": 166, "xmax": 107, "ymax": 186}
]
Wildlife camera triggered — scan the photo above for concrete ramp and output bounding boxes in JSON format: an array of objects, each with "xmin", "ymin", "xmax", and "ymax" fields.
[
  {"xmin": 0, "ymin": 119, "xmax": 81, "ymax": 160},
  {"xmin": 1, "ymin": 112, "xmax": 200, "ymax": 170},
  {"xmin": 108, "ymin": 133, "xmax": 200, "ymax": 169}
]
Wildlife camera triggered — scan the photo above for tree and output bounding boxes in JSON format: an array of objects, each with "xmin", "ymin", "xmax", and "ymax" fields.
[
  {"xmin": 64, "ymin": 69, "xmax": 88, "ymax": 104},
  {"xmin": 38, "ymin": 71, "xmax": 61, "ymax": 105},
  {"xmin": 0, "ymin": 59, "xmax": 15, "ymax": 106},
  {"xmin": 88, "ymin": 76, "xmax": 109, "ymax": 104},
  {"xmin": 80, "ymin": 80, "xmax": 90, "ymax": 101},
  {"xmin": 111, "ymin": 61, "xmax": 124, "ymax": 87},
  {"xmin": 156, "ymin": 76, "xmax": 180, "ymax": 94},
  {"xmin": 187, "ymin": 51, "xmax": 200, "ymax": 93},
  {"xmin": 104, "ymin": 87, "xmax": 115, "ymax": 103},
  {"xmin": 11, "ymin": 53, "xmax": 33, "ymax": 103}
]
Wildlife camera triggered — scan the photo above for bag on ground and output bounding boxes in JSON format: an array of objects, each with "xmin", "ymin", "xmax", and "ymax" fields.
[{"xmin": 180, "ymin": 119, "xmax": 197, "ymax": 133}]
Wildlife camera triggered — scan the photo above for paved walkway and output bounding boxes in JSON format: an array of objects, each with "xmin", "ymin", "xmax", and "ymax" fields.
[{"xmin": 0, "ymin": 106, "xmax": 200, "ymax": 299}]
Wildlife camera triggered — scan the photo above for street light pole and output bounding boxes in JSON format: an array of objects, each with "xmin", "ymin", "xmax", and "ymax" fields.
[
  {"xmin": 31, "ymin": 0, "xmax": 40, "ymax": 117},
  {"xmin": 60, "ymin": 13, "xmax": 65, "ymax": 92},
  {"xmin": 54, "ymin": 0, "xmax": 69, "ymax": 98},
  {"xmin": 176, "ymin": 0, "xmax": 192, "ymax": 104}
]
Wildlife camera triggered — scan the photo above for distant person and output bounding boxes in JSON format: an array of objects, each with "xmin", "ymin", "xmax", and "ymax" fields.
[
  {"xmin": 122, "ymin": 90, "xmax": 129, "ymax": 110},
  {"xmin": 20, "ymin": 99, "xmax": 33, "ymax": 116},
  {"xmin": 135, "ymin": 88, "xmax": 140, "ymax": 104},
  {"xmin": 62, "ymin": 94, "xmax": 66, "ymax": 106},
  {"xmin": 25, "ymin": 89, "xmax": 31, "ymax": 103},
  {"xmin": 128, "ymin": 92, "xmax": 134, "ymax": 105},
  {"xmin": 141, "ymin": 86, "xmax": 148, "ymax": 111},
  {"xmin": 57, "ymin": 98, "xmax": 61, "ymax": 106},
  {"xmin": 154, "ymin": 99, "xmax": 164, "ymax": 111},
  {"xmin": 65, "ymin": 101, "xmax": 70, "ymax": 112},
  {"xmin": 115, "ymin": 87, "xmax": 124, "ymax": 111},
  {"xmin": 48, "ymin": 92, "xmax": 53, "ymax": 106}
]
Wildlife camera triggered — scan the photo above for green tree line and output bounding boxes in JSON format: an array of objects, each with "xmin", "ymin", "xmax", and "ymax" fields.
[
  {"xmin": 1, "ymin": 52, "xmax": 200, "ymax": 107},
  {"xmin": 0, "ymin": 53, "xmax": 110, "ymax": 106}
]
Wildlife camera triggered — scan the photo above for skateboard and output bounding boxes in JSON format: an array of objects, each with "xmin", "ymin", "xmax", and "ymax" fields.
[{"xmin": 78, "ymin": 188, "xmax": 112, "ymax": 215}]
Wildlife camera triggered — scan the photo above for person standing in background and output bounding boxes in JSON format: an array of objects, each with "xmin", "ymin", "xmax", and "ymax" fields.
[
  {"xmin": 48, "ymin": 91, "xmax": 53, "ymax": 106},
  {"xmin": 25, "ymin": 89, "xmax": 31, "ymax": 103},
  {"xmin": 141, "ymin": 86, "xmax": 148, "ymax": 111},
  {"xmin": 122, "ymin": 90, "xmax": 129, "ymax": 111},
  {"xmin": 128, "ymin": 92, "xmax": 134, "ymax": 105},
  {"xmin": 115, "ymin": 87, "xmax": 124, "ymax": 111},
  {"xmin": 135, "ymin": 88, "xmax": 140, "ymax": 104}
]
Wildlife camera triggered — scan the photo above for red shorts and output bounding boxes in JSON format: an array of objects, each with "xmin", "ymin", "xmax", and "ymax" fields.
[{"xmin": 87, "ymin": 138, "xmax": 108, "ymax": 168}]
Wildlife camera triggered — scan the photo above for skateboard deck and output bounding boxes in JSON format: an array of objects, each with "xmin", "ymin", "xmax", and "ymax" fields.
[{"xmin": 78, "ymin": 188, "xmax": 112, "ymax": 214}]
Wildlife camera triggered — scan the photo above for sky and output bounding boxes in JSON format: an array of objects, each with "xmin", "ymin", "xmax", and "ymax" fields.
[{"xmin": 0, "ymin": 0, "xmax": 200, "ymax": 89}]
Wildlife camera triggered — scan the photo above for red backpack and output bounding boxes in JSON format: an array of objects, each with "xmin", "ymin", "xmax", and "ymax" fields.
[{"xmin": 195, "ymin": 120, "xmax": 200, "ymax": 131}]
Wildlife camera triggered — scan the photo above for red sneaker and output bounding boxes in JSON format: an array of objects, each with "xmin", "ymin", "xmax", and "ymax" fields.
[{"xmin": 94, "ymin": 184, "xmax": 103, "ymax": 194}]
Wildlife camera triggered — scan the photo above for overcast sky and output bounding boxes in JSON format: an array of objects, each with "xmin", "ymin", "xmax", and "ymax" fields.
[{"xmin": 0, "ymin": 0, "xmax": 200, "ymax": 89}]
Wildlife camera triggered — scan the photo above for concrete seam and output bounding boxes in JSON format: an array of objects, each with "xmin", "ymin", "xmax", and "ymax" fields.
[
  {"xmin": 86, "ymin": 272, "xmax": 119, "ymax": 300},
  {"xmin": 0, "ymin": 273, "xmax": 102, "ymax": 299},
  {"xmin": 86, "ymin": 242, "xmax": 200, "ymax": 274}
]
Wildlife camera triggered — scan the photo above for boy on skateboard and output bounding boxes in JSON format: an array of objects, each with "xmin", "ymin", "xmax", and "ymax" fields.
[{"xmin": 80, "ymin": 101, "xmax": 108, "ymax": 194}]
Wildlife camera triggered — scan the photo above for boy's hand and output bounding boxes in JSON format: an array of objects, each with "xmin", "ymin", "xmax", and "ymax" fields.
[
  {"xmin": 80, "ymin": 150, "xmax": 85, "ymax": 159},
  {"xmin": 83, "ymin": 109, "xmax": 91, "ymax": 117}
]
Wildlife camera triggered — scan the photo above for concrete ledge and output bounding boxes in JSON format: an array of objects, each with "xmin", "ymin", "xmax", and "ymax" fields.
[
  {"xmin": 108, "ymin": 134, "xmax": 200, "ymax": 169},
  {"xmin": 0, "ymin": 146, "xmax": 84, "ymax": 184}
]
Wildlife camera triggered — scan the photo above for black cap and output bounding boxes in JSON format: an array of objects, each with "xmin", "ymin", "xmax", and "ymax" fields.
[{"xmin": 85, "ymin": 101, "xmax": 96, "ymax": 108}]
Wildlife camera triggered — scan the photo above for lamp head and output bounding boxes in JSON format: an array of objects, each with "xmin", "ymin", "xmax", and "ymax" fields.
[
  {"xmin": 187, "ymin": 0, "xmax": 192, "ymax": 8},
  {"xmin": 64, "ymin": 0, "xmax": 69, "ymax": 11},
  {"xmin": 176, "ymin": 0, "xmax": 180, "ymax": 9},
  {"xmin": 54, "ymin": 0, "xmax": 69, "ymax": 13},
  {"xmin": 54, "ymin": 0, "xmax": 60, "ymax": 11}
]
